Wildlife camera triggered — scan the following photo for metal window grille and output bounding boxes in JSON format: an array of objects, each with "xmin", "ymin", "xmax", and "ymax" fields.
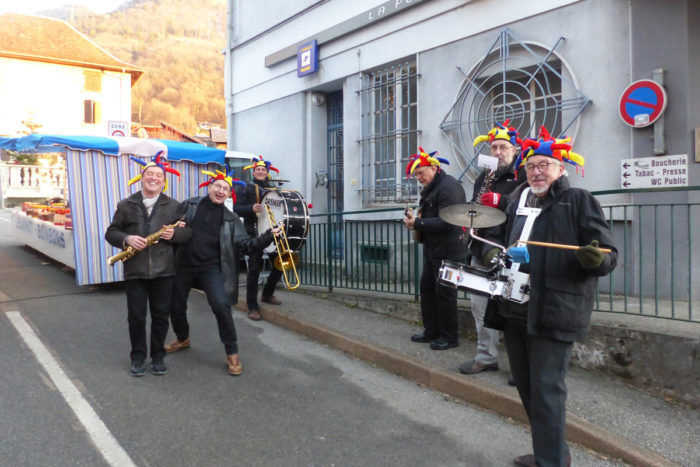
[
  {"xmin": 440, "ymin": 29, "xmax": 591, "ymax": 183},
  {"xmin": 358, "ymin": 60, "xmax": 420, "ymax": 204}
]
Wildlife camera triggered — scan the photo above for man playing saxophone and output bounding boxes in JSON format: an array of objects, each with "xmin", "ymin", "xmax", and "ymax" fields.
[
  {"xmin": 458, "ymin": 121, "xmax": 526, "ymax": 377},
  {"xmin": 105, "ymin": 153, "xmax": 190, "ymax": 377}
]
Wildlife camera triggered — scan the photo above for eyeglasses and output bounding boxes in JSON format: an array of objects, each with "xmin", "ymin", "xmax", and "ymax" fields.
[
  {"xmin": 525, "ymin": 161, "xmax": 558, "ymax": 172},
  {"xmin": 490, "ymin": 144, "xmax": 513, "ymax": 154}
]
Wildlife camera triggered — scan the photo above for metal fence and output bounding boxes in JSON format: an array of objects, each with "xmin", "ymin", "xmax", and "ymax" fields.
[{"xmin": 298, "ymin": 191, "xmax": 699, "ymax": 323}]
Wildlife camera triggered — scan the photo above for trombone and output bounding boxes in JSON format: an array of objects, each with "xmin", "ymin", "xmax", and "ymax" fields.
[{"xmin": 265, "ymin": 205, "xmax": 301, "ymax": 290}]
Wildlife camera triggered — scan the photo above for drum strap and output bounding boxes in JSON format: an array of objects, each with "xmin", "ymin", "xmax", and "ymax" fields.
[{"xmin": 511, "ymin": 188, "xmax": 541, "ymax": 274}]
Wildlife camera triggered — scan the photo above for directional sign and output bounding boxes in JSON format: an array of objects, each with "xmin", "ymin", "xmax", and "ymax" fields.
[
  {"xmin": 620, "ymin": 154, "xmax": 688, "ymax": 189},
  {"xmin": 619, "ymin": 79, "xmax": 667, "ymax": 128}
]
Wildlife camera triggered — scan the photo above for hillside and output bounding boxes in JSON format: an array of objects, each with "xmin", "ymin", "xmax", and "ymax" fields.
[{"xmin": 45, "ymin": 0, "xmax": 227, "ymax": 134}]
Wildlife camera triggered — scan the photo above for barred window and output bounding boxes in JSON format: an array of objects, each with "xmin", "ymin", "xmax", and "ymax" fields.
[{"xmin": 359, "ymin": 60, "xmax": 419, "ymax": 204}]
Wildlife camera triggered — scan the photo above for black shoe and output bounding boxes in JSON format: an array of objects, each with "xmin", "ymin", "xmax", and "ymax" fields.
[
  {"xmin": 507, "ymin": 373, "xmax": 516, "ymax": 386},
  {"xmin": 458, "ymin": 359, "xmax": 499, "ymax": 374},
  {"xmin": 410, "ymin": 333, "xmax": 436, "ymax": 343},
  {"xmin": 130, "ymin": 360, "xmax": 146, "ymax": 377},
  {"xmin": 151, "ymin": 358, "xmax": 168, "ymax": 376},
  {"xmin": 429, "ymin": 338, "xmax": 459, "ymax": 350}
]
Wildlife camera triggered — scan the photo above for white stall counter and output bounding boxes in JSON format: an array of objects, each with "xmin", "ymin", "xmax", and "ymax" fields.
[{"xmin": 11, "ymin": 211, "xmax": 76, "ymax": 268}]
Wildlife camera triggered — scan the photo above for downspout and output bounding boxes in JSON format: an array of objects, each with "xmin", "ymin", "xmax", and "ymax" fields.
[{"xmin": 225, "ymin": 0, "xmax": 237, "ymax": 150}]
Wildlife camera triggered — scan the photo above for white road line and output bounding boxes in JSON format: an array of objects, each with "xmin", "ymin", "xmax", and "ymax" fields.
[{"xmin": 6, "ymin": 311, "xmax": 137, "ymax": 467}]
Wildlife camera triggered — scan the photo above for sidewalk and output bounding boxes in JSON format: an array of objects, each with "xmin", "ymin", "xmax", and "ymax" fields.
[{"xmin": 235, "ymin": 286, "xmax": 699, "ymax": 467}]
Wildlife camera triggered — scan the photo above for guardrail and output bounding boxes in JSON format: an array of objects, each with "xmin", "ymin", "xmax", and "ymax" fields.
[{"xmin": 298, "ymin": 190, "xmax": 699, "ymax": 323}]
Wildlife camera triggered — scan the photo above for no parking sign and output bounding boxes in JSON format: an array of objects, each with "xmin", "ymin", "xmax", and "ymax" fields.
[{"xmin": 618, "ymin": 79, "xmax": 667, "ymax": 128}]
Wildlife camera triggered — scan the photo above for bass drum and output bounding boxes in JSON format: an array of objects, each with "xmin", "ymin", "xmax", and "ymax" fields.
[{"xmin": 256, "ymin": 189, "xmax": 310, "ymax": 254}]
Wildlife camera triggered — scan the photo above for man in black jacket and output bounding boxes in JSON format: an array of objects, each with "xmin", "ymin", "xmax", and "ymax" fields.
[
  {"xmin": 460, "ymin": 122, "xmax": 526, "ymax": 376},
  {"xmin": 105, "ymin": 155, "xmax": 190, "ymax": 377},
  {"xmin": 403, "ymin": 147, "xmax": 466, "ymax": 350},
  {"xmin": 164, "ymin": 170, "xmax": 274, "ymax": 376},
  {"xmin": 483, "ymin": 130, "xmax": 617, "ymax": 467},
  {"xmin": 234, "ymin": 156, "xmax": 283, "ymax": 321}
]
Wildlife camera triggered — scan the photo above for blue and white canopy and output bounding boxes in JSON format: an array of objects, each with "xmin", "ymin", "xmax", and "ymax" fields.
[{"xmin": 0, "ymin": 134, "xmax": 226, "ymax": 164}]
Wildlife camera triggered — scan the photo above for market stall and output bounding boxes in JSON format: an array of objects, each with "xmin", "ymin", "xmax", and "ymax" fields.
[{"xmin": 0, "ymin": 134, "xmax": 226, "ymax": 285}]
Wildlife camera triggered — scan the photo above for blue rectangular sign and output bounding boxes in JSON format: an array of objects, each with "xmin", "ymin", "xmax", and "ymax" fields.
[{"xmin": 297, "ymin": 40, "xmax": 318, "ymax": 77}]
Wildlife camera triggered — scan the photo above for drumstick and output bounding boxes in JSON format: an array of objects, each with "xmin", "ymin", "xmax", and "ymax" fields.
[{"xmin": 516, "ymin": 240, "xmax": 612, "ymax": 254}]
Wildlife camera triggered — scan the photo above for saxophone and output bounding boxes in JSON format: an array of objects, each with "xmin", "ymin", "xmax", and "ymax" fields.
[
  {"xmin": 108, "ymin": 218, "xmax": 184, "ymax": 266},
  {"xmin": 461, "ymin": 168, "xmax": 496, "ymax": 243}
]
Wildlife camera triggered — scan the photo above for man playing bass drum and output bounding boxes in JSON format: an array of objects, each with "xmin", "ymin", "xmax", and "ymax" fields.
[{"xmin": 234, "ymin": 156, "xmax": 283, "ymax": 321}]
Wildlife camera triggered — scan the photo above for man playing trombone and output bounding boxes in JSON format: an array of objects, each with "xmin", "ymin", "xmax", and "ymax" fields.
[
  {"xmin": 105, "ymin": 153, "xmax": 189, "ymax": 377},
  {"xmin": 234, "ymin": 156, "xmax": 283, "ymax": 321}
]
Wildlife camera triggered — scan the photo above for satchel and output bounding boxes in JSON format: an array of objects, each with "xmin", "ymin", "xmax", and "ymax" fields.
[{"xmin": 483, "ymin": 299, "xmax": 506, "ymax": 331}]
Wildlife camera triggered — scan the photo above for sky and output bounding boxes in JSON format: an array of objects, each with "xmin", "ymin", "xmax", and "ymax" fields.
[{"xmin": 0, "ymin": 1, "xmax": 131, "ymax": 15}]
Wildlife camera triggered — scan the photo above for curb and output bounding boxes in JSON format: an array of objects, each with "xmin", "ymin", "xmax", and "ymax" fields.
[{"xmin": 238, "ymin": 303, "xmax": 678, "ymax": 467}]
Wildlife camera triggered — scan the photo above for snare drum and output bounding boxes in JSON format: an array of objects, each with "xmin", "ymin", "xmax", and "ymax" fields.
[
  {"xmin": 438, "ymin": 260, "xmax": 530, "ymax": 303},
  {"xmin": 257, "ymin": 189, "xmax": 310, "ymax": 254}
]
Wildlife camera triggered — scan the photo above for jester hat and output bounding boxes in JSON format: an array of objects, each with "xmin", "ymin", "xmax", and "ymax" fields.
[
  {"xmin": 406, "ymin": 146, "xmax": 450, "ymax": 177},
  {"xmin": 199, "ymin": 167, "xmax": 246, "ymax": 203},
  {"xmin": 516, "ymin": 126, "xmax": 585, "ymax": 176},
  {"xmin": 473, "ymin": 120, "xmax": 522, "ymax": 148},
  {"xmin": 243, "ymin": 155, "xmax": 279, "ymax": 177},
  {"xmin": 127, "ymin": 151, "xmax": 181, "ymax": 191}
]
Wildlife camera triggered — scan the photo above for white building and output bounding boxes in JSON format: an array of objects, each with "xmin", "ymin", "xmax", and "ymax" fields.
[
  {"xmin": 0, "ymin": 13, "xmax": 142, "ymax": 137},
  {"xmin": 225, "ymin": 0, "xmax": 699, "ymax": 214}
]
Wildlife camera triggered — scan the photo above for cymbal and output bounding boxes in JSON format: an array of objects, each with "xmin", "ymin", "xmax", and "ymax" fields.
[{"xmin": 439, "ymin": 203, "xmax": 506, "ymax": 228}]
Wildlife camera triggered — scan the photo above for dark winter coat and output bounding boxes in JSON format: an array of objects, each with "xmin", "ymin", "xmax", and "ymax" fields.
[
  {"xmin": 413, "ymin": 169, "xmax": 467, "ymax": 262},
  {"xmin": 470, "ymin": 160, "xmax": 526, "ymax": 258},
  {"xmin": 177, "ymin": 196, "xmax": 272, "ymax": 304},
  {"xmin": 105, "ymin": 192, "xmax": 191, "ymax": 280},
  {"xmin": 234, "ymin": 178, "xmax": 274, "ymax": 237},
  {"xmin": 487, "ymin": 176, "xmax": 618, "ymax": 342}
]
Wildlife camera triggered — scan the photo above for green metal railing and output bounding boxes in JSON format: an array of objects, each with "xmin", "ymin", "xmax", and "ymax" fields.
[{"xmin": 298, "ymin": 191, "xmax": 699, "ymax": 323}]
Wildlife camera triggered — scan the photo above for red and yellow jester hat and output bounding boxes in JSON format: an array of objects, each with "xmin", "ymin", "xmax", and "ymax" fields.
[
  {"xmin": 473, "ymin": 120, "xmax": 522, "ymax": 148},
  {"xmin": 199, "ymin": 167, "xmax": 246, "ymax": 203},
  {"xmin": 517, "ymin": 126, "xmax": 585, "ymax": 176},
  {"xmin": 406, "ymin": 146, "xmax": 450, "ymax": 178},
  {"xmin": 243, "ymin": 155, "xmax": 279, "ymax": 177},
  {"xmin": 127, "ymin": 151, "xmax": 181, "ymax": 191}
]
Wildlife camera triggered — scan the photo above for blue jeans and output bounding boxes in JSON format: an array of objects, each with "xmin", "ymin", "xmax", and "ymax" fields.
[
  {"xmin": 170, "ymin": 266, "xmax": 238, "ymax": 355},
  {"xmin": 126, "ymin": 277, "xmax": 173, "ymax": 362},
  {"xmin": 246, "ymin": 250, "xmax": 282, "ymax": 309}
]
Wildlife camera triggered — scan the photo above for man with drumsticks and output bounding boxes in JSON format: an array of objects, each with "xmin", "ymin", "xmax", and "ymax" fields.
[
  {"xmin": 458, "ymin": 121, "xmax": 526, "ymax": 377},
  {"xmin": 105, "ymin": 153, "xmax": 189, "ymax": 377},
  {"xmin": 481, "ymin": 128, "xmax": 617, "ymax": 466},
  {"xmin": 234, "ymin": 156, "xmax": 283, "ymax": 321},
  {"xmin": 403, "ymin": 147, "xmax": 467, "ymax": 350}
]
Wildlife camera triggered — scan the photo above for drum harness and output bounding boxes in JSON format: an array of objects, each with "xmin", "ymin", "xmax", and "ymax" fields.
[{"xmin": 500, "ymin": 187, "xmax": 541, "ymax": 302}]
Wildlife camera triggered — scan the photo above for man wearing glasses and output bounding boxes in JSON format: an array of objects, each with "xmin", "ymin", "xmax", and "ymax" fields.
[
  {"xmin": 165, "ymin": 171, "xmax": 275, "ymax": 376},
  {"xmin": 482, "ymin": 128, "xmax": 617, "ymax": 466},
  {"xmin": 459, "ymin": 122, "xmax": 526, "ymax": 377}
]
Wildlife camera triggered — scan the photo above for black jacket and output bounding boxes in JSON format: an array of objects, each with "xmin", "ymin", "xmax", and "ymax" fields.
[
  {"xmin": 486, "ymin": 177, "xmax": 618, "ymax": 342},
  {"xmin": 105, "ymin": 192, "xmax": 191, "ymax": 280},
  {"xmin": 178, "ymin": 196, "xmax": 272, "ymax": 304},
  {"xmin": 234, "ymin": 178, "xmax": 274, "ymax": 237},
  {"xmin": 470, "ymin": 161, "xmax": 526, "ymax": 258},
  {"xmin": 413, "ymin": 169, "xmax": 467, "ymax": 262}
]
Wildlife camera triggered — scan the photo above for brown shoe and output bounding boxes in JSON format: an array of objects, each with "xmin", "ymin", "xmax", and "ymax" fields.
[
  {"xmin": 247, "ymin": 308, "xmax": 261, "ymax": 321},
  {"xmin": 261, "ymin": 295, "xmax": 281, "ymax": 305},
  {"xmin": 513, "ymin": 454, "xmax": 570, "ymax": 467},
  {"xmin": 164, "ymin": 337, "xmax": 190, "ymax": 353},
  {"xmin": 227, "ymin": 354, "xmax": 242, "ymax": 376}
]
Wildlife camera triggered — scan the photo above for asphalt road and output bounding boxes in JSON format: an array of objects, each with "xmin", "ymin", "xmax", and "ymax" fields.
[{"xmin": 0, "ymin": 211, "xmax": 612, "ymax": 466}]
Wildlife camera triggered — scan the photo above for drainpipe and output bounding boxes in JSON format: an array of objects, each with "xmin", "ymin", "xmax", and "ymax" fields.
[{"xmin": 225, "ymin": 0, "xmax": 237, "ymax": 151}]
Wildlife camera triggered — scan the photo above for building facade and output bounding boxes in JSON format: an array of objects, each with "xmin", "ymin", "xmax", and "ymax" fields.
[
  {"xmin": 225, "ymin": 0, "xmax": 699, "ymax": 212},
  {"xmin": 0, "ymin": 13, "xmax": 142, "ymax": 137}
]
